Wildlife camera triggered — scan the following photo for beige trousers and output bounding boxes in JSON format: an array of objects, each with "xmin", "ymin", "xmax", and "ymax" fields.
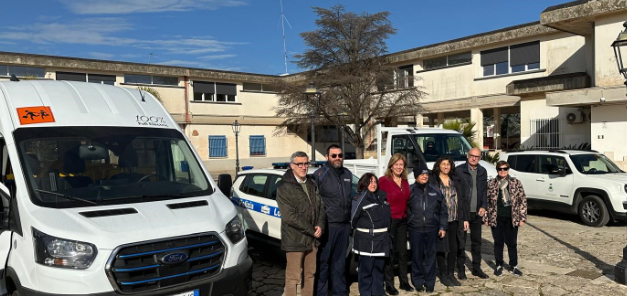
[{"xmin": 285, "ymin": 244, "xmax": 318, "ymax": 296}]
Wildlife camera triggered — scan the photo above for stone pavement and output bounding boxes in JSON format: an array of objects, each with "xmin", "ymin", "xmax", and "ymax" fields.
[{"xmin": 249, "ymin": 210, "xmax": 627, "ymax": 296}]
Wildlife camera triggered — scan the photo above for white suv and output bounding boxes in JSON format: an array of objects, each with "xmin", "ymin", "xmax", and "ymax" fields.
[{"xmin": 501, "ymin": 150, "xmax": 627, "ymax": 227}]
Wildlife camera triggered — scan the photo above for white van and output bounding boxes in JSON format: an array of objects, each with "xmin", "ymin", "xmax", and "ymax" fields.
[{"xmin": 0, "ymin": 80, "xmax": 251, "ymax": 295}]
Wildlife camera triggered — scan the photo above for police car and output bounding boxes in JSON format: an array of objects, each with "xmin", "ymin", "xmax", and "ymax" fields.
[{"xmin": 224, "ymin": 162, "xmax": 359, "ymax": 244}]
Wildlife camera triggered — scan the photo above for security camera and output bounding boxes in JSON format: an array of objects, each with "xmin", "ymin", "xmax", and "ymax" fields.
[{"xmin": 600, "ymin": 97, "xmax": 606, "ymax": 103}]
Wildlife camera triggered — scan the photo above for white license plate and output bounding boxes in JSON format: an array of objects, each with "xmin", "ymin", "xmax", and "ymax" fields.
[{"xmin": 170, "ymin": 290, "xmax": 199, "ymax": 296}]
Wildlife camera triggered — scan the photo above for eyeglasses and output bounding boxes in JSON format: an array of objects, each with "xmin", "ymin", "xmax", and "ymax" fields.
[
  {"xmin": 292, "ymin": 162, "xmax": 310, "ymax": 168},
  {"xmin": 330, "ymin": 153, "xmax": 344, "ymax": 159},
  {"xmin": 497, "ymin": 167, "xmax": 509, "ymax": 171},
  {"xmin": 468, "ymin": 154, "xmax": 481, "ymax": 159}
]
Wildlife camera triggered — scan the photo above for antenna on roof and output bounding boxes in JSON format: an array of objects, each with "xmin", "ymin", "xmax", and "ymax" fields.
[
  {"xmin": 10, "ymin": 74, "xmax": 19, "ymax": 82},
  {"xmin": 278, "ymin": 0, "xmax": 292, "ymax": 75}
]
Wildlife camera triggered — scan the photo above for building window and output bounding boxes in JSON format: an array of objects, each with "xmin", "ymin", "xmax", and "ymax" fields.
[
  {"xmin": 0, "ymin": 65, "xmax": 8, "ymax": 76},
  {"xmin": 56, "ymin": 72, "xmax": 116, "ymax": 85},
  {"xmin": 423, "ymin": 51, "xmax": 472, "ymax": 70},
  {"xmin": 7, "ymin": 66, "xmax": 45, "ymax": 78},
  {"xmin": 209, "ymin": 136, "xmax": 227, "ymax": 158},
  {"xmin": 193, "ymin": 81, "xmax": 236, "ymax": 102},
  {"xmin": 124, "ymin": 74, "xmax": 178, "ymax": 86},
  {"xmin": 88, "ymin": 74, "xmax": 116, "ymax": 85},
  {"xmin": 249, "ymin": 135, "xmax": 266, "ymax": 156},
  {"xmin": 481, "ymin": 41, "xmax": 540, "ymax": 77},
  {"xmin": 395, "ymin": 65, "xmax": 414, "ymax": 89},
  {"xmin": 531, "ymin": 118, "xmax": 560, "ymax": 149},
  {"xmin": 510, "ymin": 41, "xmax": 540, "ymax": 73},
  {"xmin": 243, "ymin": 83, "xmax": 277, "ymax": 93}
]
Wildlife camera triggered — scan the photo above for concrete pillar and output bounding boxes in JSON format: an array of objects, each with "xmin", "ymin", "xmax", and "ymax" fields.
[
  {"xmin": 471, "ymin": 108, "xmax": 484, "ymax": 149},
  {"xmin": 437, "ymin": 113, "xmax": 445, "ymax": 126},
  {"xmin": 493, "ymin": 107, "xmax": 501, "ymax": 151},
  {"xmin": 415, "ymin": 114, "xmax": 424, "ymax": 127}
]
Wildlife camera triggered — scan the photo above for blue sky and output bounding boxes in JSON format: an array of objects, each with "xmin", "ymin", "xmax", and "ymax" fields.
[{"xmin": 0, "ymin": 0, "xmax": 568, "ymax": 75}]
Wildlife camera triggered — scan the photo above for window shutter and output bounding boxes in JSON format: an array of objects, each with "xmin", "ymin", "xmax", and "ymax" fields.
[
  {"xmin": 216, "ymin": 83, "xmax": 237, "ymax": 96},
  {"xmin": 56, "ymin": 71, "xmax": 87, "ymax": 82},
  {"xmin": 249, "ymin": 135, "xmax": 266, "ymax": 156},
  {"xmin": 209, "ymin": 136, "xmax": 227, "ymax": 157},
  {"xmin": 480, "ymin": 47, "xmax": 508, "ymax": 66},
  {"xmin": 510, "ymin": 41, "xmax": 540, "ymax": 66},
  {"xmin": 194, "ymin": 81, "xmax": 215, "ymax": 93}
]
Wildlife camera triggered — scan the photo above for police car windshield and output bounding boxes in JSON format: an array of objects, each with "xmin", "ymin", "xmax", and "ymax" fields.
[
  {"xmin": 413, "ymin": 134, "xmax": 473, "ymax": 162},
  {"xmin": 14, "ymin": 126, "xmax": 213, "ymax": 208}
]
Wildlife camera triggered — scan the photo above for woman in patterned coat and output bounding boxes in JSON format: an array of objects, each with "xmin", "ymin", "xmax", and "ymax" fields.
[{"xmin": 484, "ymin": 160, "xmax": 527, "ymax": 277}]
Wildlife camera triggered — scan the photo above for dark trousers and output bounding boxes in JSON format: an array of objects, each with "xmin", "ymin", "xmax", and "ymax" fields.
[
  {"xmin": 384, "ymin": 218, "xmax": 409, "ymax": 287},
  {"xmin": 491, "ymin": 217, "xmax": 519, "ymax": 267},
  {"xmin": 465, "ymin": 213, "xmax": 483, "ymax": 271},
  {"xmin": 436, "ymin": 221, "xmax": 465, "ymax": 274},
  {"xmin": 316, "ymin": 223, "xmax": 350, "ymax": 296},
  {"xmin": 358, "ymin": 256, "xmax": 386, "ymax": 296},
  {"xmin": 409, "ymin": 229, "xmax": 438, "ymax": 288}
]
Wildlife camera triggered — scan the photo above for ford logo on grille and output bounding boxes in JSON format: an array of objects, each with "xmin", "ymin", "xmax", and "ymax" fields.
[{"xmin": 160, "ymin": 252, "xmax": 189, "ymax": 264}]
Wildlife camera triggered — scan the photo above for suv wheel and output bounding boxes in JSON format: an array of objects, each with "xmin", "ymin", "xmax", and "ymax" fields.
[{"xmin": 578, "ymin": 195, "xmax": 610, "ymax": 227}]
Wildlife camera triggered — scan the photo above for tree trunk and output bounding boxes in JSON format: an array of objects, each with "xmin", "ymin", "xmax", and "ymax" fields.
[{"xmin": 355, "ymin": 146, "xmax": 365, "ymax": 159}]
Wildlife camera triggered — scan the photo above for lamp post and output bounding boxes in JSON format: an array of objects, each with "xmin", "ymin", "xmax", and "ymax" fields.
[
  {"xmin": 232, "ymin": 120, "xmax": 241, "ymax": 174},
  {"xmin": 612, "ymin": 21, "xmax": 627, "ymax": 285},
  {"xmin": 303, "ymin": 81, "xmax": 321, "ymax": 164}
]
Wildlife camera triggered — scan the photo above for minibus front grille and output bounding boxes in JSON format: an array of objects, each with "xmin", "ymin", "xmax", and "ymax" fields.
[{"xmin": 106, "ymin": 233, "xmax": 225, "ymax": 293}]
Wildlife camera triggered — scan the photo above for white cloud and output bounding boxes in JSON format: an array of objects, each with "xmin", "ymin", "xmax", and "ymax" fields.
[
  {"xmin": 58, "ymin": 0, "xmax": 246, "ymax": 15},
  {"xmin": 199, "ymin": 54, "xmax": 237, "ymax": 60},
  {"xmin": 88, "ymin": 52, "xmax": 115, "ymax": 59},
  {"xmin": 0, "ymin": 18, "xmax": 243, "ymax": 56}
]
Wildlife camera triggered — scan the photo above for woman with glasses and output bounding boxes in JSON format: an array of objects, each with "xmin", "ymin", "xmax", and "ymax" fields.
[
  {"xmin": 351, "ymin": 173, "xmax": 391, "ymax": 296},
  {"xmin": 379, "ymin": 153, "xmax": 413, "ymax": 294},
  {"xmin": 483, "ymin": 160, "xmax": 527, "ymax": 277},
  {"xmin": 430, "ymin": 156, "xmax": 469, "ymax": 287}
]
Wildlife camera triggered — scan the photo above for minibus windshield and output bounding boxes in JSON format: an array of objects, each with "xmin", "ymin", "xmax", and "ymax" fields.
[{"xmin": 14, "ymin": 127, "xmax": 213, "ymax": 208}]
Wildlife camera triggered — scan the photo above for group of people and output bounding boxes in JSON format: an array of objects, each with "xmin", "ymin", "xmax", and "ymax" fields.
[{"xmin": 276, "ymin": 144, "xmax": 527, "ymax": 296}]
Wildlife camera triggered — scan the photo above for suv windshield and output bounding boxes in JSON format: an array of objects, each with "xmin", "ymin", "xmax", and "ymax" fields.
[
  {"xmin": 569, "ymin": 154, "xmax": 623, "ymax": 174},
  {"xmin": 15, "ymin": 127, "xmax": 212, "ymax": 208},
  {"xmin": 413, "ymin": 134, "xmax": 473, "ymax": 162}
]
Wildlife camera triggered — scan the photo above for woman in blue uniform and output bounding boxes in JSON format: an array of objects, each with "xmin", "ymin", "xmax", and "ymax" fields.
[
  {"xmin": 407, "ymin": 163, "xmax": 448, "ymax": 293},
  {"xmin": 351, "ymin": 173, "xmax": 392, "ymax": 296}
]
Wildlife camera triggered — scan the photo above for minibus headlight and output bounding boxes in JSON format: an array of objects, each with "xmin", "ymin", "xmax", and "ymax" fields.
[
  {"xmin": 32, "ymin": 228, "xmax": 97, "ymax": 269},
  {"xmin": 225, "ymin": 216, "xmax": 245, "ymax": 244}
]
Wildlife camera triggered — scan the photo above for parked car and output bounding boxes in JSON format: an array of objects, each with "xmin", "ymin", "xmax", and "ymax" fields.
[{"xmin": 501, "ymin": 150, "xmax": 627, "ymax": 227}]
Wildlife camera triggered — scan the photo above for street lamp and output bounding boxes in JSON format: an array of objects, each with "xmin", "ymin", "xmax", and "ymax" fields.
[
  {"xmin": 303, "ymin": 81, "xmax": 321, "ymax": 164},
  {"xmin": 612, "ymin": 21, "xmax": 627, "ymax": 94},
  {"xmin": 612, "ymin": 21, "xmax": 627, "ymax": 285},
  {"xmin": 232, "ymin": 120, "xmax": 241, "ymax": 174}
]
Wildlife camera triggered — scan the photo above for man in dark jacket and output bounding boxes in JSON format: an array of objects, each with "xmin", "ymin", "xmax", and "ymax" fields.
[
  {"xmin": 407, "ymin": 163, "xmax": 448, "ymax": 293},
  {"xmin": 277, "ymin": 151, "xmax": 327, "ymax": 296},
  {"xmin": 313, "ymin": 144, "xmax": 354, "ymax": 296},
  {"xmin": 455, "ymin": 147, "xmax": 490, "ymax": 279}
]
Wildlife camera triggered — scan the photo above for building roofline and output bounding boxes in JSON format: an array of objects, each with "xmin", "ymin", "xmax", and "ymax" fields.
[
  {"xmin": 543, "ymin": 0, "xmax": 591, "ymax": 13},
  {"xmin": 385, "ymin": 21, "xmax": 557, "ymax": 64},
  {"xmin": 0, "ymin": 50, "xmax": 282, "ymax": 82}
]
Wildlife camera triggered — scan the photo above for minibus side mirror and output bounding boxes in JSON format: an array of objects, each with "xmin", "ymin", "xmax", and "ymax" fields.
[
  {"xmin": 217, "ymin": 174, "xmax": 233, "ymax": 197},
  {"xmin": 0, "ymin": 183, "xmax": 11, "ymax": 230}
]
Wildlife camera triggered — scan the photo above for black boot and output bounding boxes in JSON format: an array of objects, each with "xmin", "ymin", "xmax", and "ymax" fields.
[
  {"xmin": 448, "ymin": 272, "xmax": 462, "ymax": 286},
  {"xmin": 457, "ymin": 266, "xmax": 467, "ymax": 280},
  {"xmin": 385, "ymin": 283, "xmax": 399, "ymax": 296},
  {"xmin": 399, "ymin": 282, "xmax": 414, "ymax": 292},
  {"xmin": 438, "ymin": 272, "xmax": 455, "ymax": 287}
]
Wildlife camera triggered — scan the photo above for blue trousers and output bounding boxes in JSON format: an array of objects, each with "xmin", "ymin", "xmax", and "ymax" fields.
[
  {"xmin": 316, "ymin": 223, "xmax": 350, "ymax": 296},
  {"xmin": 358, "ymin": 256, "xmax": 386, "ymax": 296},
  {"xmin": 409, "ymin": 229, "xmax": 438, "ymax": 288}
]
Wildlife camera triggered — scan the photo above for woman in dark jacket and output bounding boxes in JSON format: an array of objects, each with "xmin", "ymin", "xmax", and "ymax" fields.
[
  {"xmin": 430, "ymin": 156, "xmax": 470, "ymax": 287},
  {"xmin": 351, "ymin": 173, "xmax": 391, "ymax": 296}
]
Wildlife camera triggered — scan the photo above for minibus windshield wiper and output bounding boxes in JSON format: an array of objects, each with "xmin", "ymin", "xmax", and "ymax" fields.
[{"xmin": 34, "ymin": 189, "xmax": 98, "ymax": 206}]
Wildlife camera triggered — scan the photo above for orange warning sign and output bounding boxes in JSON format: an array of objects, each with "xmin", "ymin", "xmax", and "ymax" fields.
[{"xmin": 17, "ymin": 106, "xmax": 55, "ymax": 125}]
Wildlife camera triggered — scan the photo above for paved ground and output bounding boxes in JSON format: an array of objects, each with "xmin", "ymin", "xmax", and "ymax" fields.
[{"xmin": 248, "ymin": 210, "xmax": 627, "ymax": 296}]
